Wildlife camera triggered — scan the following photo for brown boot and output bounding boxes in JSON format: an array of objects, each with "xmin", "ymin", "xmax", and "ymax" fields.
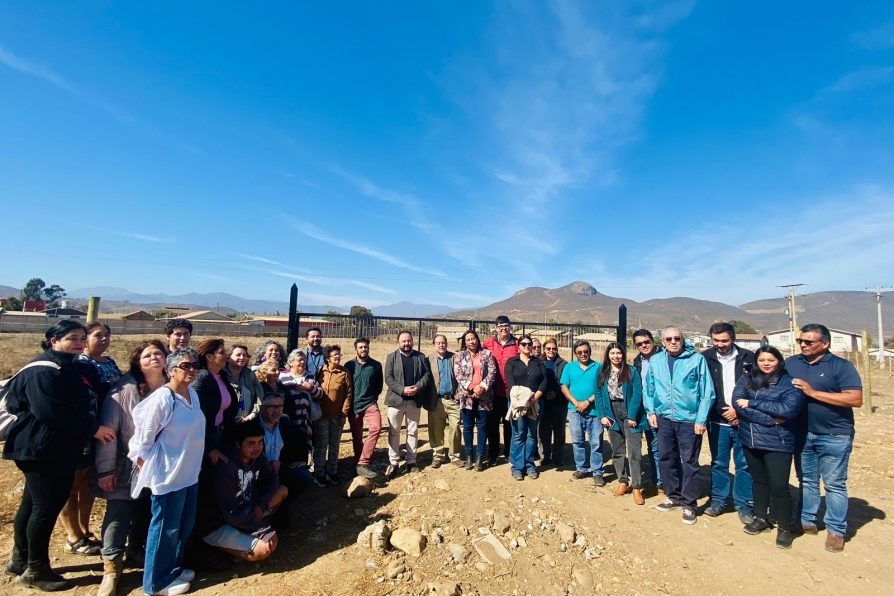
[
  {"xmin": 97, "ymin": 558, "xmax": 123, "ymax": 596},
  {"xmin": 825, "ymin": 533, "xmax": 845, "ymax": 552},
  {"xmin": 632, "ymin": 488, "xmax": 645, "ymax": 505},
  {"xmin": 614, "ymin": 482, "xmax": 630, "ymax": 497}
]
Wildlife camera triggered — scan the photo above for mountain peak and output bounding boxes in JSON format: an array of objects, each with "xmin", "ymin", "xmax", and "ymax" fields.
[{"xmin": 560, "ymin": 281, "xmax": 598, "ymax": 296}]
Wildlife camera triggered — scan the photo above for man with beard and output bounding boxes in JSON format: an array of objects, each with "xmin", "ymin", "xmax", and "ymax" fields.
[{"xmin": 300, "ymin": 327, "xmax": 325, "ymax": 379}]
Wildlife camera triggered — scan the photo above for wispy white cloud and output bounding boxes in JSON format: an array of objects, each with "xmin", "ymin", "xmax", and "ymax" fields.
[
  {"xmin": 236, "ymin": 254, "xmax": 286, "ymax": 268},
  {"xmin": 81, "ymin": 224, "xmax": 171, "ymax": 243},
  {"xmin": 300, "ymin": 292, "xmax": 390, "ymax": 309},
  {"xmin": 821, "ymin": 66, "xmax": 894, "ymax": 95},
  {"xmin": 0, "ymin": 44, "xmax": 203, "ymax": 154},
  {"xmin": 347, "ymin": 280, "xmax": 398, "ymax": 295},
  {"xmin": 287, "ymin": 220, "xmax": 448, "ymax": 277}
]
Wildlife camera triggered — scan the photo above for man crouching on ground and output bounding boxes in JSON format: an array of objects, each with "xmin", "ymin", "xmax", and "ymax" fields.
[{"xmin": 200, "ymin": 421, "xmax": 288, "ymax": 562}]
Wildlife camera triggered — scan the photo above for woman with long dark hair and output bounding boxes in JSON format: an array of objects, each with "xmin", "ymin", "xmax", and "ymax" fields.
[
  {"xmin": 95, "ymin": 339, "xmax": 168, "ymax": 595},
  {"xmin": 453, "ymin": 329, "xmax": 497, "ymax": 471},
  {"xmin": 595, "ymin": 342, "xmax": 648, "ymax": 504},
  {"xmin": 733, "ymin": 345, "xmax": 804, "ymax": 549},
  {"xmin": 192, "ymin": 339, "xmax": 238, "ymax": 467},
  {"xmin": 227, "ymin": 344, "xmax": 263, "ymax": 421},
  {"xmin": 2, "ymin": 321, "xmax": 115, "ymax": 591},
  {"xmin": 504, "ymin": 335, "xmax": 547, "ymax": 480}
]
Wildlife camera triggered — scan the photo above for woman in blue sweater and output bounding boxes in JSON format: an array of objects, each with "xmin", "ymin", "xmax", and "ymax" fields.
[{"xmin": 733, "ymin": 345, "xmax": 804, "ymax": 549}]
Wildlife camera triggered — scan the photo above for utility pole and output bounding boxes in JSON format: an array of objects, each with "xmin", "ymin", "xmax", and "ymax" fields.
[
  {"xmin": 872, "ymin": 284, "xmax": 890, "ymax": 364},
  {"xmin": 779, "ymin": 284, "xmax": 805, "ymax": 354}
]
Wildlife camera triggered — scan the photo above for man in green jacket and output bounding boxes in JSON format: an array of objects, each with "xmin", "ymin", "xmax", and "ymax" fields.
[{"xmin": 345, "ymin": 338, "xmax": 383, "ymax": 479}]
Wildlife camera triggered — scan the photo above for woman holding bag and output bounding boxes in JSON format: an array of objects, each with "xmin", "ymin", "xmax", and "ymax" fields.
[{"xmin": 129, "ymin": 349, "xmax": 205, "ymax": 596}]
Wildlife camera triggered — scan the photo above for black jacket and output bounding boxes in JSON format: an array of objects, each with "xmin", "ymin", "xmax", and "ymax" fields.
[
  {"xmin": 2, "ymin": 350, "xmax": 101, "ymax": 465},
  {"xmin": 192, "ymin": 369, "xmax": 239, "ymax": 457},
  {"xmin": 733, "ymin": 372, "xmax": 804, "ymax": 453},
  {"xmin": 504, "ymin": 357, "xmax": 548, "ymax": 395},
  {"xmin": 543, "ymin": 356, "xmax": 567, "ymax": 407},
  {"xmin": 702, "ymin": 345, "xmax": 755, "ymax": 423}
]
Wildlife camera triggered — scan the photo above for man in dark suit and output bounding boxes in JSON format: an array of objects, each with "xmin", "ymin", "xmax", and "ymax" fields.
[{"xmin": 383, "ymin": 330, "xmax": 433, "ymax": 478}]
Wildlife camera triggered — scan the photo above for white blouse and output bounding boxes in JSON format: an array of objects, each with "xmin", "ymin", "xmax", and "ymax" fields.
[{"xmin": 128, "ymin": 385, "xmax": 206, "ymax": 497}]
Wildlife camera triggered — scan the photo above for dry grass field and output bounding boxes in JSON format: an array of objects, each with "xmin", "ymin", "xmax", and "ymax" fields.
[{"xmin": 0, "ymin": 331, "xmax": 892, "ymax": 595}]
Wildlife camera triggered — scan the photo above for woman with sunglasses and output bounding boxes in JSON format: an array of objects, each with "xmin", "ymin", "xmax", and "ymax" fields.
[
  {"xmin": 453, "ymin": 329, "xmax": 497, "ymax": 471},
  {"xmin": 504, "ymin": 335, "xmax": 547, "ymax": 480},
  {"xmin": 192, "ymin": 339, "xmax": 239, "ymax": 468},
  {"xmin": 595, "ymin": 342, "xmax": 648, "ymax": 505},
  {"xmin": 733, "ymin": 345, "xmax": 804, "ymax": 549},
  {"xmin": 129, "ymin": 349, "xmax": 205, "ymax": 596}
]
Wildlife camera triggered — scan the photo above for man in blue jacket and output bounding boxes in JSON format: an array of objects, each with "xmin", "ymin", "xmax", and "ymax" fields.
[{"xmin": 645, "ymin": 327, "xmax": 715, "ymax": 525}]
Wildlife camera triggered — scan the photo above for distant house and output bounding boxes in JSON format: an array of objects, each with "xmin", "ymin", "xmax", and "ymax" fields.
[
  {"xmin": 123, "ymin": 310, "xmax": 155, "ymax": 321},
  {"xmin": 869, "ymin": 348, "xmax": 894, "ymax": 360},
  {"xmin": 766, "ymin": 328, "xmax": 863, "ymax": 353},
  {"xmin": 688, "ymin": 334, "xmax": 711, "ymax": 349},
  {"xmin": 42, "ymin": 307, "xmax": 88, "ymax": 320}
]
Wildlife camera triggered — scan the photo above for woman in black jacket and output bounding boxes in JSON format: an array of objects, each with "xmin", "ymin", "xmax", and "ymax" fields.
[
  {"xmin": 2, "ymin": 321, "xmax": 115, "ymax": 591},
  {"xmin": 504, "ymin": 335, "xmax": 547, "ymax": 481},
  {"xmin": 191, "ymin": 338, "xmax": 239, "ymax": 468},
  {"xmin": 733, "ymin": 345, "xmax": 804, "ymax": 549}
]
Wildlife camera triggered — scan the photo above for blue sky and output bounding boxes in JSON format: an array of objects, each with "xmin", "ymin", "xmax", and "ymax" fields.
[{"xmin": 2, "ymin": 1, "xmax": 893, "ymax": 309}]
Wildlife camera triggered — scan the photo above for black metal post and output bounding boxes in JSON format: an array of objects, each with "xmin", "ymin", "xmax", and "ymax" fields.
[
  {"xmin": 617, "ymin": 304, "xmax": 627, "ymax": 345},
  {"xmin": 417, "ymin": 319, "xmax": 423, "ymax": 344},
  {"xmin": 287, "ymin": 283, "xmax": 298, "ymax": 353}
]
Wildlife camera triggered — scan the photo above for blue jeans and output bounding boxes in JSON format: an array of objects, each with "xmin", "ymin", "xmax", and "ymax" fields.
[
  {"xmin": 144, "ymin": 484, "xmax": 198, "ymax": 594},
  {"xmin": 708, "ymin": 423, "xmax": 753, "ymax": 513},
  {"xmin": 567, "ymin": 410, "xmax": 603, "ymax": 476},
  {"xmin": 509, "ymin": 415, "xmax": 538, "ymax": 474},
  {"xmin": 461, "ymin": 403, "xmax": 489, "ymax": 458},
  {"xmin": 800, "ymin": 432, "xmax": 853, "ymax": 537},
  {"xmin": 645, "ymin": 427, "xmax": 661, "ymax": 487}
]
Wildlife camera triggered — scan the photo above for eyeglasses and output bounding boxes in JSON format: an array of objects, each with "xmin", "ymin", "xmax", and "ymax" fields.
[
  {"xmin": 634, "ymin": 340, "xmax": 652, "ymax": 348},
  {"xmin": 496, "ymin": 324, "xmax": 510, "ymax": 329},
  {"xmin": 519, "ymin": 341, "xmax": 532, "ymax": 347},
  {"xmin": 796, "ymin": 338, "xmax": 820, "ymax": 346},
  {"xmin": 575, "ymin": 350, "xmax": 590, "ymax": 355},
  {"xmin": 262, "ymin": 405, "xmax": 284, "ymax": 411},
  {"xmin": 175, "ymin": 362, "xmax": 199, "ymax": 371},
  {"xmin": 663, "ymin": 336, "xmax": 682, "ymax": 343},
  {"xmin": 544, "ymin": 346, "xmax": 557, "ymax": 351}
]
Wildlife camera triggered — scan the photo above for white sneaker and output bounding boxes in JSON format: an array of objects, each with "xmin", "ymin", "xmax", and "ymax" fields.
[
  {"xmin": 146, "ymin": 578, "xmax": 191, "ymax": 596},
  {"xmin": 178, "ymin": 569, "xmax": 195, "ymax": 582}
]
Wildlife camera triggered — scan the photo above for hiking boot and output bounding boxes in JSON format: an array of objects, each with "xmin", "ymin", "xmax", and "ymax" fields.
[
  {"xmin": 682, "ymin": 508, "xmax": 697, "ymax": 525},
  {"xmin": 703, "ymin": 504, "xmax": 725, "ymax": 518},
  {"xmin": 614, "ymin": 482, "xmax": 630, "ymax": 496},
  {"xmin": 464, "ymin": 455, "xmax": 474, "ymax": 470},
  {"xmin": 800, "ymin": 524, "xmax": 818, "ymax": 535},
  {"xmin": 356, "ymin": 465, "xmax": 377, "ymax": 479},
  {"xmin": 632, "ymin": 489, "xmax": 645, "ymax": 506},
  {"xmin": 4, "ymin": 559, "xmax": 26, "ymax": 577},
  {"xmin": 97, "ymin": 557, "xmax": 123, "ymax": 596},
  {"xmin": 825, "ymin": 533, "xmax": 845, "ymax": 552},
  {"xmin": 571, "ymin": 470, "xmax": 588, "ymax": 480},
  {"xmin": 592, "ymin": 475, "xmax": 606, "ymax": 488},
  {"xmin": 17, "ymin": 564, "xmax": 70, "ymax": 592},
  {"xmin": 737, "ymin": 510, "xmax": 755, "ymax": 525},
  {"xmin": 776, "ymin": 530, "xmax": 795, "ymax": 550},
  {"xmin": 744, "ymin": 518, "xmax": 772, "ymax": 535},
  {"xmin": 655, "ymin": 498, "xmax": 680, "ymax": 512},
  {"xmin": 431, "ymin": 458, "xmax": 442, "ymax": 469},
  {"xmin": 475, "ymin": 456, "xmax": 486, "ymax": 472}
]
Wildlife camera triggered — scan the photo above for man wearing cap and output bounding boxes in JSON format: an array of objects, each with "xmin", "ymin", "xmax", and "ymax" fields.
[{"xmin": 482, "ymin": 315, "xmax": 519, "ymax": 465}]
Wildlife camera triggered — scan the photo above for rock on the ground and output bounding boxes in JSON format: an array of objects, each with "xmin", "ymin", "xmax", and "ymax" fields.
[
  {"xmin": 475, "ymin": 562, "xmax": 490, "ymax": 573},
  {"xmin": 492, "ymin": 514, "xmax": 511, "ymax": 534},
  {"xmin": 386, "ymin": 560, "xmax": 406, "ymax": 579},
  {"xmin": 390, "ymin": 528, "xmax": 427, "ymax": 557},
  {"xmin": 448, "ymin": 542, "xmax": 469, "ymax": 562},
  {"xmin": 434, "ymin": 479, "xmax": 451, "ymax": 491},
  {"xmin": 472, "ymin": 534, "xmax": 511, "ymax": 565},
  {"xmin": 556, "ymin": 522, "xmax": 576, "ymax": 543},
  {"xmin": 574, "ymin": 535, "xmax": 588, "ymax": 548},
  {"xmin": 572, "ymin": 566, "xmax": 595, "ymax": 590},
  {"xmin": 427, "ymin": 581, "xmax": 460, "ymax": 596},
  {"xmin": 357, "ymin": 520, "xmax": 391, "ymax": 553},
  {"xmin": 347, "ymin": 476, "xmax": 375, "ymax": 498}
]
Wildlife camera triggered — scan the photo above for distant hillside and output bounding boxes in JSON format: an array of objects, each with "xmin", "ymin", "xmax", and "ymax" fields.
[
  {"xmin": 372, "ymin": 302, "xmax": 457, "ymax": 318},
  {"xmin": 0, "ymin": 285, "xmax": 20, "ymax": 298},
  {"xmin": 445, "ymin": 281, "xmax": 893, "ymax": 337}
]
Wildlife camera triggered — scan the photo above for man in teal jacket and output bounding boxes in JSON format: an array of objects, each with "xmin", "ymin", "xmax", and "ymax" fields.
[{"xmin": 645, "ymin": 327, "xmax": 715, "ymax": 525}]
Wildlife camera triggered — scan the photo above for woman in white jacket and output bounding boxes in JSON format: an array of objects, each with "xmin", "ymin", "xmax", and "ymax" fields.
[{"xmin": 128, "ymin": 349, "xmax": 205, "ymax": 596}]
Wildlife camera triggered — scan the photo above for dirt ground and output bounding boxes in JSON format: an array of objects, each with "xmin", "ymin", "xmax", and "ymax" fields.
[{"xmin": 0, "ymin": 333, "xmax": 892, "ymax": 595}]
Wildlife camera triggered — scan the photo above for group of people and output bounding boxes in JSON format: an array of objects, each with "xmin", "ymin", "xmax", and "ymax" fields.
[{"xmin": 0, "ymin": 314, "xmax": 863, "ymax": 594}]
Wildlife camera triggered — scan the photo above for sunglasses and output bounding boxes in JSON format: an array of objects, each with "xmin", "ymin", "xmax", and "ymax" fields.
[
  {"xmin": 796, "ymin": 338, "xmax": 820, "ymax": 346},
  {"xmin": 576, "ymin": 350, "xmax": 590, "ymax": 355},
  {"xmin": 519, "ymin": 341, "xmax": 532, "ymax": 347},
  {"xmin": 175, "ymin": 362, "xmax": 199, "ymax": 371},
  {"xmin": 634, "ymin": 340, "xmax": 652, "ymax": 348},
  {"xmin": 663, "ymin": 336, "xmax": 682, "ymax": 342},
  {"xmin": 544, "ymin": 346, "xmax": 557, "ymax": 350}
]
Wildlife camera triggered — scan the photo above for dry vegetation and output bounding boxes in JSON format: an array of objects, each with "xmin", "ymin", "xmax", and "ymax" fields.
[{"xmin": 0, "ymin": 331, "xmax": 892, "ymax": 595}]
